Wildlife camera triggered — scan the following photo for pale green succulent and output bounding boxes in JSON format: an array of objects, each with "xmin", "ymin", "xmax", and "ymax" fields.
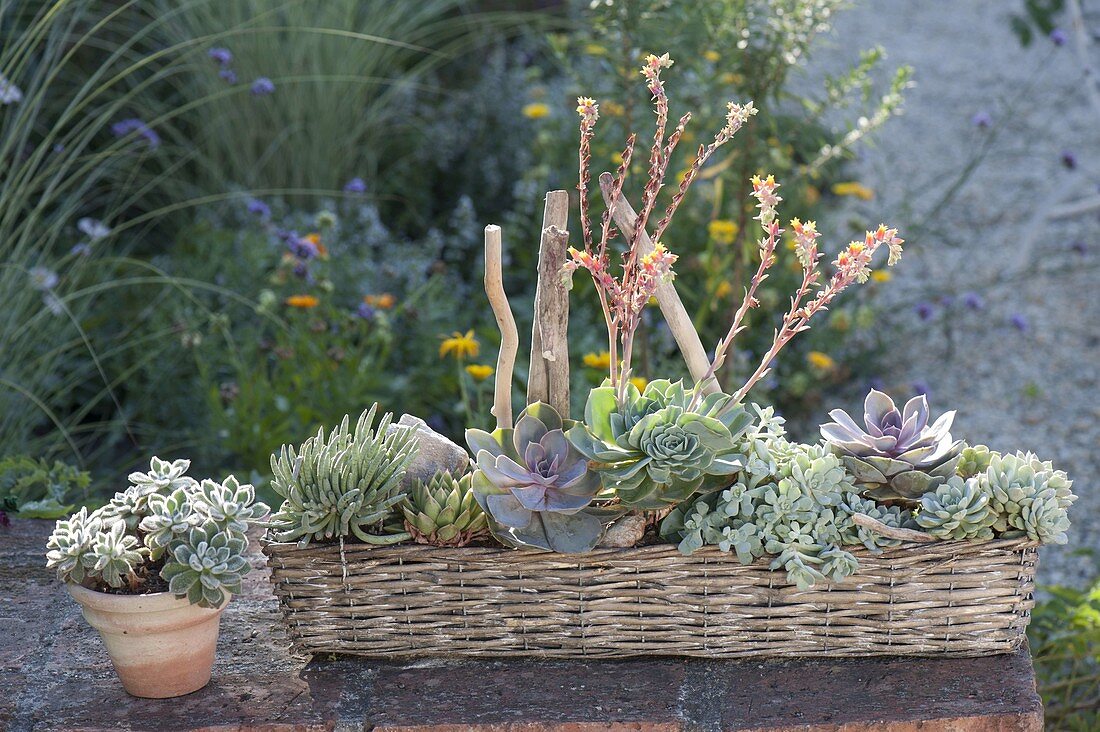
[
  {"xmin": 568, "ymin": 380, "xmax": 751, "ymax": 509},
  {"xmin": 268, "ymin": 405, "xmax": 419, "ymax": 546},
  {"xmin": 139, "ymin": 487, "xmax": 197, "ymax": 560},
  {"xmin": 757, "ymin": 480, "xmax": 818, "ymax": 527},
  {"xmin": 162, "ymin": 522, "xmax": 248, "ymax": 608},
  {"xmin": 915, "ymin": 476, "xmax": 996, "ymax": 541},
  {"xmin": 88, "ymin": 521, "xmax": 146, "ymax": 588},
  {"xmin": 193, "ymin": 476, "xmax": 268, "ymax": 536},
  {"xmin": 715, "ymin": 522, "xmax": 763, "ymax": 564},
  {"xmin": 45, "ymin": 507, "xmax": 102, "ymax": 584},
  {"xmin": 838, "ymin": 493, "xmax": 909, "ymax": 552},
  {"xmin": 980, "ymin": 451, "xmax": 1074, "ymax": 543},
  {"xmin": 402, "ymin": 472, "xmax": 489, "ymax": 547},
  {"xmin": 956, "ymin": 444, "xmax": 993, "ymax": 478},
  {"xmin": 765, "ymin": 521, "xmax": 827, "ymax": 590}
]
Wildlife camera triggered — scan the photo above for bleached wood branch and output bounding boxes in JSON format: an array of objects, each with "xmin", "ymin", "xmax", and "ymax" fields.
[
  {"xmin": 484, "ymin": 224, "xmax": 518, "ymax": 430},
  {"xmin": 528, "ymin": 191, "xmax": 572, "ymax": 417},
  {"xmin": 598, "ymin": 172, "xmax": 719, "ymax": 394},
  {"xmin": 851, "ymin": 513, "xmax": 936, "ymax": 544}
]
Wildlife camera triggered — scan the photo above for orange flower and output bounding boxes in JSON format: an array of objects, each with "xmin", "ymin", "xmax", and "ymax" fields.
[
  {"xmin": 364, "ymin": 293, "xmax": 396, "ymax": 309},
  {"xmin": 285, "ymin": 295, "xmax": 319, "ymax": 309},
  {"xmin": 303, "ymin": 233, "xmax": 327, "ymax": 258}
]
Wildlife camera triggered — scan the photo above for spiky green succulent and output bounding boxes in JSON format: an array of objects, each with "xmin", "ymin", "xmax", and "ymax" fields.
[
  {"xmin": 914, "ymin": 476, "xmax": 996, "ymax": 541},
  {"xmin": 467, "ymin": 402, "xmax": 604, "ymax": 553},
  {"xmin": 268, "ymin": 405, "xmax": 419, "ymax": 546},
  {"xmin": 162, "ymin": 522, "xmax": 248, "ymax": 608},
  {"xmin": 568, "ymin": 380, "xmax": 751, "ymax": 509},
  {"xmin": 401, "ymin": 471, "xmax": 489, "ymax": 547},
  {"xmin": 821, "ymin": 389, "xmax": 963, "ymax": 506},
  {"xmin": 980, "ymin": 451, "xmax": 1075, "ymax": 543}
]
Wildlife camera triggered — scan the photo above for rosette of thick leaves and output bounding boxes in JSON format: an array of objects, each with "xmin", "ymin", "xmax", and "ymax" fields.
[
  {"xmin": 820, "ymin": 389, "xmax": 963, "ymax": 506},
  {"xmin": 568, "ymin": 379, "xmax": 751, "ymax": 509},
  {"xmin": 466, "ymin": 402, "xmax": 604, "ymax": 553}
]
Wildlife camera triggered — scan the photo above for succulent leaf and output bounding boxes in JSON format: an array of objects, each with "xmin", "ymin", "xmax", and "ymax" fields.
[{"xmin": 401, "ymin": 472, "xmax": 489, "ymax": 547}]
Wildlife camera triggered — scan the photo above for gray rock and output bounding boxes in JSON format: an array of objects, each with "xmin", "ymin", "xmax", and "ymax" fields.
[
  {"xmin": 388, "ymin": 414, "xmax": 469, "ymax": 488},
  {"xmin": 599, "ymin": 513, "xmax": 647, "ymax": 548}
]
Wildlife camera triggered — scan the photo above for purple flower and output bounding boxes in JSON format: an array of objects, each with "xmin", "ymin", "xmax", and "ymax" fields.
[
  {"xmin": 356, "ymin": 302, "xmax": 376, "ymax": 319},
  {"xmin": 1061, "ymin": 150, "xmax": 1078, "ymax": 169},
  {"xmin": 77, "ymin": 217, "xmax": 110, "ymax": 241},
  {"xmin": 1050, "ymin": 28, "xmax": 1068, "ymax": 46},
  {"xmin": 911, "ymin": 379, "xmax": 930, "ymax": 397},
  {"xmin": 939, "ymin": 295, "xmax": 955, "ymax": 308},
  {"xmin": 218, "ymin": 69, "xmax": 238, "ymax": 84},
  {"xmin": 110, "ymin": 118, "xmax": 160, "ymax": 148},
  {"xmin": 288, "ymin": 237, "xmax": 317, "ymax": 260},
  {"xmin": 29, "ymin": 267, "xmax": 59, "ymax": 291},
  {"xmin": 208, "ymin": 47, "xmax": 233, "ymax": 66},
  {"xmin": 1070, "ymin": 240, "xmax": 1088, "ymax": 254},
  {"xmin": 246, "ymin": 198, "xmax": 271, "ymax": 219},
  {"xmin": 914, "ymin": 302, "xmax": 934, "ymax": 321},
  {"xmin": 1010, "ymin": 313, "xmax": 1029, "ymax": 331},
  {"xmin": 970, "ymin": 111, "xmax": 992, "ymax": 129},
  {"xmin": 251, "ymin": 77, "xmax": 275, "ymax": 96},
  {"xmin": 343, "ymin": 177, "xmax": 366, "ymax": 194},
  {"xmin": 962, "ymin": 291, "xmax": 984, "ymax": 310},
  {"xmin": 293, "ymin": 262, "xmax": 308, "ymax": 279}
]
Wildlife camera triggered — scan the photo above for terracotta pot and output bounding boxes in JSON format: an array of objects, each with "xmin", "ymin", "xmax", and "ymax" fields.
[{"xmin": 66, "ymin": 583, "xmax": 229, "ymax": 698}]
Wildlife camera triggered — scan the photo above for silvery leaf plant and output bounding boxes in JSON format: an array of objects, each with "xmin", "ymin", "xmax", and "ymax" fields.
[{"xmin": 45, "ymin": 457, "xmax": 268, "ymax": 608}]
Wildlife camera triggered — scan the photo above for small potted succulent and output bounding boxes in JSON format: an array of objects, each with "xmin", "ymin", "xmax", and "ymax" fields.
[{"xmin": 45, "ymin": 457, "xmax": 267, "ymax": 698}]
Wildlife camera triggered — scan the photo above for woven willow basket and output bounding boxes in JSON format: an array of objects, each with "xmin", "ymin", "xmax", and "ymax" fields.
[{"xmin": 262, "ymin": 537, "xmax": 1037, "ymax": 659}]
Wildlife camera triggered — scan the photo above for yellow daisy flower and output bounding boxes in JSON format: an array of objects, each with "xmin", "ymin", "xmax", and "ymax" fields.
[
  {"xmin": 831, "ymin": 181, "xmax": 875, "ymax": 201},
  {"xmin": 465, "ymin": 364, "xmax": 494, "ymax": 381},
  {"xmin": 629, "ymin": 376, "xmax": 648, "ymax": 392},
  {"xmin": 703, "ymin": 50, "xmax": 721, "ymax": 62},
  {"xmin": 440, "ymin": 330, "xmax": 480, "ymax": 360},
  {"xmin": 522, "ymin": 102, "xmax": 550, "ymax": 120},
  {"xmin": 708, "ymin": 219, "xmax": 739, "ymax": 245},
  {"xmin": 582, "ymin": 351, "xmax": 611, "ymax": 370},
  {"xmin": 807, "ymin": 351, "xmax": 836, "ymax": 371},
  {"xmin": 871, "ymin": 270, "xmax": 892, "ymax": 283}
]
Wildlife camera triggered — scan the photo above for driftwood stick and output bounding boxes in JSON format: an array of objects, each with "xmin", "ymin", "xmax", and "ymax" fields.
[
  {"xmin": 528, "ymin": 190, "xmax": 571, "ymax": 417},
  {"xmin": 484, "ymin": 225, "xmax": 518, "ymax": 430},
  {"xmin": 599, "ymin": 172, "xmax": 719, "ymax": 394},
  {"xmin": 851, "ymin": 513, "xmax": 936, "ymax": 544}
]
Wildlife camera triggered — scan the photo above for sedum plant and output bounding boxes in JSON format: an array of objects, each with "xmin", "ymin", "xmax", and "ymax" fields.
[
  {"xmin": 401, "ymin": 471, "xmax": 490, "ymax": 547},
  {"xmin": 45, "ymin": 457, "xmax": 267, "ymax": 608},
  {"xmin": 467, "ymin": 402, "xmax": 604, "ymax": 553},
  {"xmin": 821, "ymin": 389, "xmax": 963, "ymax": 506},
  {"xmin": 568, "ymin": 380, "xmax": 752, "ymax": 508},
  {"xmin": 267, "ymin": 405, "xmax": 419, "ymax": 546}
]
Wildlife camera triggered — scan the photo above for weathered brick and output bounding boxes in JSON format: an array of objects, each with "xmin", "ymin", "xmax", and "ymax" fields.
[{"xmin": 0, "ymin": 519, "xmax": 1043, "ymax": 732}]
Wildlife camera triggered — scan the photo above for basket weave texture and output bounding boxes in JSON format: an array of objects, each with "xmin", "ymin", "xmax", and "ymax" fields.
[{"xmin": 262, "ymin": 537, "xmax": 1037, "ymax": 659}]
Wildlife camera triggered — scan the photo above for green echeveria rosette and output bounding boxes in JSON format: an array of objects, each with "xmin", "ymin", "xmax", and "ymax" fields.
[
  {"xmin": 568, "ymin": 379, "xmax": 751, "ymax": 509},
  {"xmin": 162, "ymin": 522, "xmax": 248, "ymax": 608},
  {"xmin": 914, "ymin": 476, "xmax": 997, "ymax": 541},
  {"xmin": 821, "ymin": 389, "xmax": 964, "ymax": 507},
  {"xmin": 401, "ymin": 471, "xmax": 490, "ymax": 547},
  {"xmin": 980, "ymin": 451, "xmax": 1075, "ymax": 543},
  {"xmin": 466, "ymin": 402, "xmax": 605, "ymax": 553}
]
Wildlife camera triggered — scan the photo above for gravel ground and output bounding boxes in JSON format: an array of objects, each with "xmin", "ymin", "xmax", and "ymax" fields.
[{"xmin": 803, "ymin": 1, "xmax": 1100, "ymax": 586}]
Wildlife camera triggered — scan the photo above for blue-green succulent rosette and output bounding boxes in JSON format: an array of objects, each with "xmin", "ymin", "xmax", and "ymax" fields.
[
  {"xmin": 466, "ymin": 402, "xmax": 606, "ymax": 553},
  {"xmin": 567, "ymin": 379, "xmax": 753, "ymax": 509}
]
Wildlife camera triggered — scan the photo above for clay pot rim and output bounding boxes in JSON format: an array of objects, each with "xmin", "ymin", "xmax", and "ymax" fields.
[{"xmin": 66, "ymin": 582, "xmax": 227, "ymax": 613}]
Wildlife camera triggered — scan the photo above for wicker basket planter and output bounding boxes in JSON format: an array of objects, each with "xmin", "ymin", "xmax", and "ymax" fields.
[{"xmin": 262, "ymin": 537, "xmax": 1037, "ymax": 659}]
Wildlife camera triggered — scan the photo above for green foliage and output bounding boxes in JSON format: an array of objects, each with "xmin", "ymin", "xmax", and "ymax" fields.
[
  {"xmin": 0, "ymin": 456, "xmax": 92, "ymax": 519},
  {"xmin": 1009, "ymin": 0, "xmax": 1066, "ymax": 46},
  {"xmin": 44, "ymin": 456, "xmax": 266, "ymax": 607},
  {"xmin": 467, "ymin": 402, "xmax": 605, "ymax": 553},
  {"xmin": 401, "ymin": 471, "xmax": 489, "ymax": 547},
  {"xmin": 513, "ymin": 0, "xmax": 911, "ymax": 416},
  {"xmin": 568, "ymin": 380, "xmax": 752, "ymax": 509},
  {"xmin": 267, "ymin": 405, "xmax": 418, "ymax": 546},
  {"xmin": 1030, "ymin": 559, "xmax": 1100, "ymax": 730}
]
